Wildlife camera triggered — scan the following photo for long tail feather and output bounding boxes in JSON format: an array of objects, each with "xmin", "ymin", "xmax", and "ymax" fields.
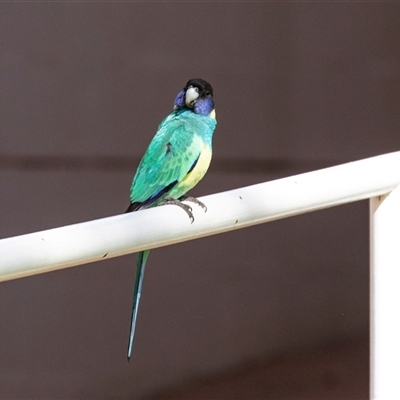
[{"xmin": 127, "ymin": 249, "xmax": 150, "ymax": 362}]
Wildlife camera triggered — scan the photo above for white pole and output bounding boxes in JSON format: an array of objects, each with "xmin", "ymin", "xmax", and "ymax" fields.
[
  {"xmin": 1, "ymin": 151, "xmax": 400, "ymax": 282},
  {"xmin": 370, "ymin": 185, "xmax": 400, "ymax": 399}
]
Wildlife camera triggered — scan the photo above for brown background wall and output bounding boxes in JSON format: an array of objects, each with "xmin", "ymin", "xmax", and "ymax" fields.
[{"xmin": 1, "ymin": 3, "xmax": 399, "ymax": 399}]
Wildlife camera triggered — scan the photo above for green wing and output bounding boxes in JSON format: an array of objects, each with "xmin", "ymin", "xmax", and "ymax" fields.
[{"xmin": 129, "ymin": 110, "xmax": 207, "ymax": 207}]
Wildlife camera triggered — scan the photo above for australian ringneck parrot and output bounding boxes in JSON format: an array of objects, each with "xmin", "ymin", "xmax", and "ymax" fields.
[{"xmin": 125, "ymin": 78, "xmax": 217, "ymax": 361}]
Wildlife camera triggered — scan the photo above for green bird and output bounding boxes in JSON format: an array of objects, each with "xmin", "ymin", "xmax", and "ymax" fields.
[{"xmin": 125, "ymin": 78, "xmax": 217, "ymax": 361}]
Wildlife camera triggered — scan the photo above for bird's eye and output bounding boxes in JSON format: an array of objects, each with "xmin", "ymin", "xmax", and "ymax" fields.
[{"xmin": 205, "ymin": 91, "xmax": 211, "ymax": 97}]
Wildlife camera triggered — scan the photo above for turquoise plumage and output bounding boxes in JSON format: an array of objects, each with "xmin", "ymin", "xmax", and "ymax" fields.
[{"xmin": 126, "ymin": 79, "xmax": 217, "ymax": 361}]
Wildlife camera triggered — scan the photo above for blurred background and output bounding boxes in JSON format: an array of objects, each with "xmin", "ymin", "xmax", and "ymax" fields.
[{"xmin": 1, "ymin": 2, "xmax": 399, "ymax": 399}]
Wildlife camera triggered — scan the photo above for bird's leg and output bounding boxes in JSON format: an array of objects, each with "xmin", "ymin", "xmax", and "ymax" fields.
[
  {"xmin": 159, "ymin": 196, "xmax": 194, "ymax": 223},
  {"xmin": 179, "ymin": 196, "xmax": 207, "ymax": 212}
]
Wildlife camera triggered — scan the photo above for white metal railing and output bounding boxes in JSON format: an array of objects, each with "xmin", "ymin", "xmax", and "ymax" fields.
[{"xmin": 1, "ymin": 151, "xmax": 400, "ymax": 399}]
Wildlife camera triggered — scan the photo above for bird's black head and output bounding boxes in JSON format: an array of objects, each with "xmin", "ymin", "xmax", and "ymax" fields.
[{"xmin": 174, "ymin": 78, "xmax": 215, "ymax": 116}]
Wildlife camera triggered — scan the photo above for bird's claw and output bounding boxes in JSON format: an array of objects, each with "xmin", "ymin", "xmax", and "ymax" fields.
[
  {"xmin": 179, "ymin": 196, "xmax": 207, "ymax": 212},
  {"xmin": 159, "ymin": 197, "xmax": 195, "ymax": 223}
]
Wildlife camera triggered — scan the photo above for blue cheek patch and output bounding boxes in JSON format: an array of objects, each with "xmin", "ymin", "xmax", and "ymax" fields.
[
  {"xmin": 174, "ymin": 90, "xmax": 186, "ymax": 108},
  {"xmin": 194, "ymin": 98, "xmax": 215, "ymax": 116}
]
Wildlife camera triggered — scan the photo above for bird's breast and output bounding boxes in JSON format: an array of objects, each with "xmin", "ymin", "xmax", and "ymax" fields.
[
  {"xmin": 172, "ymin": 141, "xmax": 212, "ymax": 197},
  {"xmin": 185, "ymin": 144, "xmax": 212, "ymax": 186}
]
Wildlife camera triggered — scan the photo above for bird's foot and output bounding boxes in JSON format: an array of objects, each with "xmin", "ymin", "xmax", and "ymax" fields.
[
  {"xmin": 179, "ymin": 196, "xmax": 207, "ymax": 213},
  {"xmin": 159, "ymin": 197, "xmax": 194, "ymax": 223}
]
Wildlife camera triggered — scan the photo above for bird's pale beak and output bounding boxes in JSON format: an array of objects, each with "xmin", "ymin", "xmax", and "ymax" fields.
[{"xmin": 185, "ymin": 86, "xmax": 199, "ymax": 108}]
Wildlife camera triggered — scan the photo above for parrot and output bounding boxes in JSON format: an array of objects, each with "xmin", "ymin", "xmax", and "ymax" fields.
[{"xmin": 125, "ymin": 78, "xmax": 217, "ymax": 361}]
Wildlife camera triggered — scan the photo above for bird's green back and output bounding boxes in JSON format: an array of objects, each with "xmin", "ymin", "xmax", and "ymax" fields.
[{"xmin": 129, "ymin": 108, "xmax": 216, "ymax": 207}]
